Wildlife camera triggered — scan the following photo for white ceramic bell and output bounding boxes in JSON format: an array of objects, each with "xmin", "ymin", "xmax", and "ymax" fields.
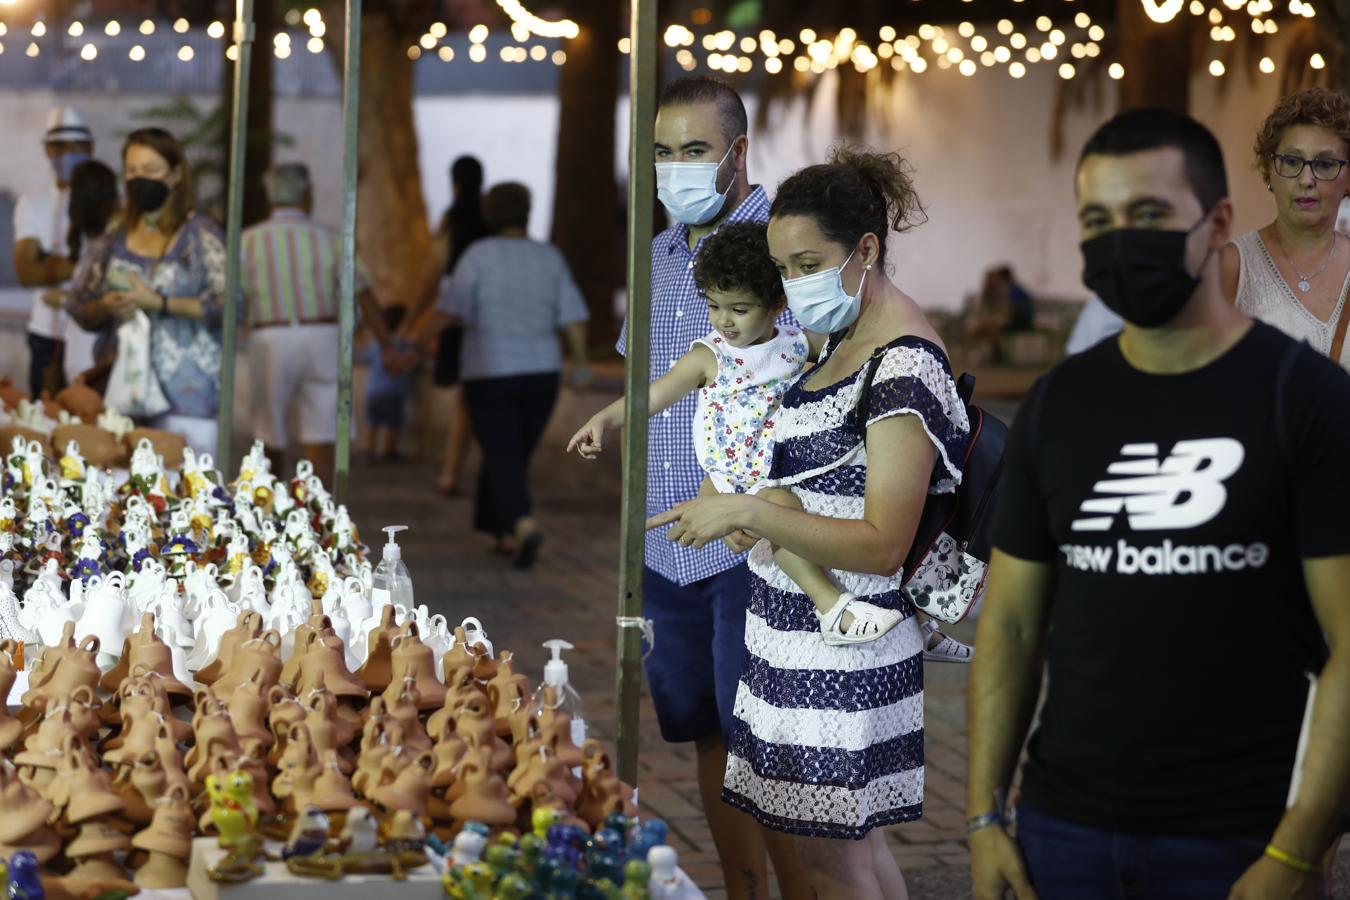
[
  {"xmin": 34, "ymin": 583, "xmax": 78, "ymax": 647},
  {"xmin": 155, "ymin": 620, "xmax": 196, "ymax": 687},
  {"xmin": 74, "ymin": 573, "xmax": 129, "ymax": 670},
  {"xmin": 339, "ymin": 576, "xmax": 372, "ymax": 626},
  {"xmin": 460, "ymin": 617, "xmax": 495, "ymax": 659},
  {"xmin": 148, "ymin": 591, "xmax": 194, "ymax": 649},
  {"xmin": 0, "ymin": 577, "xmax": 38, "ymax": 644},
  {"xmin": 423, "ymin": 614, "xmax": 452, "ymax": 674},
  {"xmin": 185, "ymin": 592, "xmax": 240, "ymax": 671}
]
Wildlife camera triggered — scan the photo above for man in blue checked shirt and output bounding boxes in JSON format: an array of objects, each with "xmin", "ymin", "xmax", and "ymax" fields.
[{"xmin": 618, "ymin": 76, "xmax": 807, "ymax": 900}]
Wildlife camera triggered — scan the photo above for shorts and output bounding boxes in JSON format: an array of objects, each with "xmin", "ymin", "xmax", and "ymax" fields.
[
  {"xmin": 642, "ymin": 564, "xmax": 751, "ymax": 743},
  {"xmin": 249, "ymin": 323, "xmax": 339, "ymax": 447},
  {"xmin": 366, "ymin": 392, "xmax": 406, "ymax": 429}
]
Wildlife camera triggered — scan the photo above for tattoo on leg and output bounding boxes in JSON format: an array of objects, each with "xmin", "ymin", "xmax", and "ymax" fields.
[{"xmin": 740, "ymin": 869, "xmax": 760, "ymax": 899}]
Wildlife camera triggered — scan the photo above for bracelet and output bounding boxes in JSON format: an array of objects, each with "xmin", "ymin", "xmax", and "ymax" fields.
[
  {"xmin": 160, "ymin": 292, "xmax": 169, "ymax": 316},
  {"xmin": 966, "ymin": 811, "xmax": 1004, "ymax": 834},
  {"xmin": 1264, "ymin": 843, "xmax": 1320, "ymax": 875}
]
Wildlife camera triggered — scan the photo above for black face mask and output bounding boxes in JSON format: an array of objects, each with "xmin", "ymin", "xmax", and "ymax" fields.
[
  {"xmin": 126, "ymin": 177, "xmax": 170, "ymax": 214},
  {"xmin": 1081, "ymin": 215, "xmax": 1211, "ymax": 328}
]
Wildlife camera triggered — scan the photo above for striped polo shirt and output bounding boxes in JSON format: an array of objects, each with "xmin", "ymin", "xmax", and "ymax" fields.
[{"xmin": 240, "ymin": 208, "xmax": 372, "ymax": 326}]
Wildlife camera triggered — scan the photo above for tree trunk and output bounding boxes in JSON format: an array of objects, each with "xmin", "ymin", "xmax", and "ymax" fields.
[
  {"xmin": 1116, "ymin": 0, "xmax": 1192, "ymax": 112},
  {"xmin": 323, "ymin": 5, "xmax": 431, "ymax": 307},
  {"xmin": 550, "ymin": 0, "xmax": 622, "ymax": 345}
]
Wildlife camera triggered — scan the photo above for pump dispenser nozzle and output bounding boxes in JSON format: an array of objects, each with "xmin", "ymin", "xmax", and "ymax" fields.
[
  {"xmin": 381, "ymin": 525, "xmax": 408, "ymax": 561},
  {"xmin": 542, "ymin": 639, "xmax": 574, "ymax": 687}
]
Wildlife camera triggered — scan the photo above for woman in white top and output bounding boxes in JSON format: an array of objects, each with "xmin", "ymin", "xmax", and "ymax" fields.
[{"xmin": 1221, "ymin": 87, "xmax": 1350, "ymax": 366}]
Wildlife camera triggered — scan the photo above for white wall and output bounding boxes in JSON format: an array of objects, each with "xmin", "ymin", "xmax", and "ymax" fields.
[{"xmin": 0, "ymin": 55, "xmax": 1296, "ymax": 316}]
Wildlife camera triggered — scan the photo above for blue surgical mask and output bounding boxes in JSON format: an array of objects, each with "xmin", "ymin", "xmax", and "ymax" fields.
[
  {"xmin": 52, "ymin": 151, "xmax": 90, "ymax": 184},
  {"xmin": 655, "ymin": 143, "xmax": 734, "ymax": 226},
  {"xmin": 782, "ymin": 247, "xmax": 869, "ymax": 333}
]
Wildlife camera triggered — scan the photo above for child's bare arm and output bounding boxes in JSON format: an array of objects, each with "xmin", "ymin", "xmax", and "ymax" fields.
[{"xmin": 567, "ymin": 344, "xmax": 716, "ymax": 458}]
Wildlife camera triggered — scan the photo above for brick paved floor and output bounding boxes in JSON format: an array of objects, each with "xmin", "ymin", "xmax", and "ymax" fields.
[{"xmin": 347, "ymin": 384, "xmax": 1349, "ymax": 900}]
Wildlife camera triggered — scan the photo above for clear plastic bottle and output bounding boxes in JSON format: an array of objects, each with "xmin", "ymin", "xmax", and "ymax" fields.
[
  {"xmin": 531, "ymin": 639, "xmax": 587, "ymax": 749},
  {"xmin": 371, "ymin": 525, "xmax": 413, "ymax": 612}
]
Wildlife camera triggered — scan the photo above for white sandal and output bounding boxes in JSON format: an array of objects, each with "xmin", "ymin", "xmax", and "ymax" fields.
[
  {"xmin": 819, "ymin": 593, "xmax": 903, "ymax": 646},
  {"xmin": 920, "ymin": 618, "xmax": 974, "ymax": 663}
]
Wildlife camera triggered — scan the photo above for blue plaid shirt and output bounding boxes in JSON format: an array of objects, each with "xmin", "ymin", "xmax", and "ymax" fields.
[{"xmin": 618, "ymin": 186, "xmax": 779, "ymax": 586}]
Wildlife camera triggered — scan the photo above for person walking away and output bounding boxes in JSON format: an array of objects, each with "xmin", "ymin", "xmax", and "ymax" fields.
[
  {"xmin": 428, "ymin": 181, "xmax": 589, "ymax": 569},
  {"xmin": 68, "ymin": 127, "xmax": 237, "ymax": 455},
  {"xmin": 404, "ymin": 156, "xmax": 490, "ymax": 496},
  {"xmin": 240, "ymin": 162, "xmax": 395, "ymax": 486},
  {"xmin": 612, "ymin": 75, "xmax": 811, "ymax": 900},
  {"xmin": 647, "ymin": 146, "xmax": 968, "ymax": 899},
  {"xmin": 59, "ymin": 160, "xmax": 121, "ymax": 388},
  {"xmin": 1222, "ymin": 87, "xmax": 1350, "ymax": 369},
  {"xmin": 360, "ymin": 305, "xmax": 415, "ymax": 462},
  {"xmin": 966, "ymin": 109, "xmax": 1350, "ymax": 900},
  {"xmin": 13, "ymin": 107, "xmax": 95, "ymax": 396}
]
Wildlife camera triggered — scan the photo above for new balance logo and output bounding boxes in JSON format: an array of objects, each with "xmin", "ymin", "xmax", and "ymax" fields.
[{"xmin": 1070, "ymin": 438, "xmax": 1245, "ymax": 532}]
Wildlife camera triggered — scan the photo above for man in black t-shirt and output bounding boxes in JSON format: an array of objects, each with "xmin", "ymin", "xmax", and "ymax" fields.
[{"xmin": 966, "ymin": 110, "xmax": 1350, "ymax": 900}]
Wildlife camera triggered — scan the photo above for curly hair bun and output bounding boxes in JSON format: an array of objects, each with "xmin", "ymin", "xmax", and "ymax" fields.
[{"xmin": 827, "ymin": 146, "xmax": 927, "ymax": 235}]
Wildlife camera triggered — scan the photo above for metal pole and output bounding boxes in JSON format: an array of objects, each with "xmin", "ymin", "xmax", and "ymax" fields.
[
  {"xmin": 334, "ymin": 0, "xmax": 362, "ymax": 503},
  {"xmin": 217, "ymin": 0, "xmax": 256, "ymax": 469},
  {"xmin": 616, "ymin": 0, "xmax": 656, "ymax": 785}
]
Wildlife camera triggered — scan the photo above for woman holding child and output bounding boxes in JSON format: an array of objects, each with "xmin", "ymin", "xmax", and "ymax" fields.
[{"xmin": 641, "ymin": 147, "xmax": 969, "ymax": 899}]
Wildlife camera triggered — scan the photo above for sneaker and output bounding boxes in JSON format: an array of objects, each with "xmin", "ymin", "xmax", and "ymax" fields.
[
  {"xmin": 818, "ymin": 593, "xmax": 903, "ymax": 646},
  {"xmin": 919, "ymin": 618, "xmax": 973, "ymax": 663}
]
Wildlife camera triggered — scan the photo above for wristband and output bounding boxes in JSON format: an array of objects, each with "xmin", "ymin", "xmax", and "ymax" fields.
[
  {"xmin": 1264, "ymin": 843, "xmax": 1320, "ymax": 875},
  {"xmin": 966, "ymin": 811, "xmax": 1004, "ymax": 834}
]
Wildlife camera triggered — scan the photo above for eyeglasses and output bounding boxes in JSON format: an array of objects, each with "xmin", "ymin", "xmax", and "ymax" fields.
[{"xmin": 1271, "ymin": 152, "xmax": 1349, "ymax": 181}]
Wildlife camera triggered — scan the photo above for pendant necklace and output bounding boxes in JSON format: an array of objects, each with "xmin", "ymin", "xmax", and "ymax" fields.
[{"xmin": 1273, "ymin": 230, "xmax": 1337, "ymax": 293}]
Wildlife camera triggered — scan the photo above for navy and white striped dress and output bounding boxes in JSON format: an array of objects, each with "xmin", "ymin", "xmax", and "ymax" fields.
[{"xmin": 722, "ymin": 335, "xmax": 969, "ymax": 840}]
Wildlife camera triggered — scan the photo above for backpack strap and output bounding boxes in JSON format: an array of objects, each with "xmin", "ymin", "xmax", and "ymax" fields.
[{"xmin": 1330, "ymin": 304, "xmax": 1350, "ymax": 366}]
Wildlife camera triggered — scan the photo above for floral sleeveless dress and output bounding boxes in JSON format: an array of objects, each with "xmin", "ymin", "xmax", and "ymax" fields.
[
  {"xmin": 691, "ymin": 327, "xmax": 809, "ymax": 495},
  {"xmin": 721, "ymin": 335, "xmax": 970, "ymax": 839}
]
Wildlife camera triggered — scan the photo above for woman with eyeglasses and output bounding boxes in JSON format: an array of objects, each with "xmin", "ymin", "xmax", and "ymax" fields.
[{"xmin": 1221, "ymin": 87, "xmax": 1350, "ymax": 367}]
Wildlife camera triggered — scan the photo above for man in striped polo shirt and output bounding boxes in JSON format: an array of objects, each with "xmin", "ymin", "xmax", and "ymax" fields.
[{"xmin": 241, "ymin": 162, "xmax": 394, "ymax": 485}]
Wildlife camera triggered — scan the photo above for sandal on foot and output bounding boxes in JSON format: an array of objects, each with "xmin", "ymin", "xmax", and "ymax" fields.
[
  {"xmin": 920, "ymin": 618, "xmax": 973, "ymax": 663},
  {"xmin": 819, "ymin": 593, "xmax": 903, "ymax": 646}
]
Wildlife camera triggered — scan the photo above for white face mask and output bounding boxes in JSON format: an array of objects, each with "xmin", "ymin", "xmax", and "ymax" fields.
[
  {"xmin": 782, "ymin": 247, "xmax": 869, "ymax": 334},
  {"xmin": 655, "ymin": 143, "xmax": 734, "ymax": 226}
]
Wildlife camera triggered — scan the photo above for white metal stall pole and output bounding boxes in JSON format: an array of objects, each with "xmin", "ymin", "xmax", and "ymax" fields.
[
  {"xmin": 616, "ymin": 0, "xmax": 656, "ymax": 784},
  {"xmin": 334, "ymin": 0, "xmax": 362, "ymax": 503},
  {"xmin": 216, "ymin": 0, "xmax": 257, "ymax": 469}
]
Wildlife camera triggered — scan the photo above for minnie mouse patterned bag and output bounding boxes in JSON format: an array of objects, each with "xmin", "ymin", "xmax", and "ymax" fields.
[{"xmin": 858, "ymin": 349, "xmax": 1007, "ymax": 624}]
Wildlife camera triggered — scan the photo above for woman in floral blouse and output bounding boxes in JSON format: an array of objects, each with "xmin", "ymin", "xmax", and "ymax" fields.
[{"xmin": 70, "ymin": 127, "xmax": 233, "ymax": 454}]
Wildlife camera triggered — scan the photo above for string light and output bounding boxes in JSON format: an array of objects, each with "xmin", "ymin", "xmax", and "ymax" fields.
[
  {"xmin": 308, "ymin": 36, "xmax": 324, "ymax": 53},
  {"xmin": 495, "ymin": 0, "xmax": 579, "ymax": 40},
  {"xmin": 1009, "ymin": 60, "xmax": 1026, "ymax": 78},
  {"xmin": 419, "ymin": 33, "xmax": 436, "ymax": 49},
  {"xmin": 178, "ymin": 45, "xmax": 194, "ymax": 61},
  {"xmin": 439, "ymin": 46, "xmax": 454, "ymax": 61},
  {"xmin": 26, "ymin": 41, "xmax": 39, "ymax": 56},
  {"xmin": 1142, "ymin": 0, "xmax": 1185, "ymax": 22},
  {"xmin": 68, "ymin": 21, "xmax": 83, "ymax": 36},
  {"xmin": 79, "ymin": 42, "xmax": 96, "ymax": 59},
  {"xmin": 173, "ymin": 18, "xmax": 189, "ymax": 33},
  {"xmin": 1058, "ymin": 62, "xmax": 1076, "ymax": 78},
  {"xmin": 406, "ymin": 45, "xmax": 420, "ymax": 60},
  {"xmin": 1108, "ymin": 62, "xmax": 1125, "ymax": 79},
  {"xmin": 469, "ymin": 43, "xmax": 487, "ymax": 62},
  {"xmin": 530, "ymin": 44, "xmax": 546, "ymax": 61},
  {"xmin": 207, "ymin": 21, "xmax": 225, "ymax": 39},
  {"xmin": 1209, "ymin": 59, "xmax": 1225, "ymax": 75},
  {"xmin": 140, "ymin": 19, "xmax": 155, "ymax": 35},
  {"xmin": 226, "ymin": 44, "xmax": 237, "ymax": 60},
  {"xmin": 31, "ymin": 21, "xmax": 45, "ymax": 36},
  {"xmin": 1310, "ymin": 52, "xmax": 1325, "ymax": 68},
  {"xmin": 469, "ymin": 24, "xmax": 489, "ymax": 43},
  {"xmin": 1259, "ymin": 56, "xmax": 1275, "ymax": 72}
]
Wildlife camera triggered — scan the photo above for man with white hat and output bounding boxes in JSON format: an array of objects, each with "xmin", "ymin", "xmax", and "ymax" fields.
[{"xmin": 12, "ymin": 107, "xmax": 96, "ymax": 396}]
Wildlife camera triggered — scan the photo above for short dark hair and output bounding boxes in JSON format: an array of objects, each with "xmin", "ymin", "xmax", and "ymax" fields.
[
  {"xmin": 693, "ymin": 222, "xmax": 783, "ymax": 307},
  {"xmin": 771, "ymin": 146, "xmax": 926, "ymax": 268},
  {"xmin": 1078, "ymin": 109, "xmax": 1228, "ymax": 211},
  {"xmin": 484, "ymin": 182, "xmax": 531, "ymax": 232},
  {"xmin": 451, "ymin": 155, "xmax": 483, "ymax": 191},
  {"xmin": 660, "ymin": 76, "xmax": 748, "ymax": 147}
]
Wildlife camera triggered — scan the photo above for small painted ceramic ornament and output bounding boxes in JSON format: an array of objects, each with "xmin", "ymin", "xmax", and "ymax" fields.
[
  {"xmin": 5, "ymin": 849, "xmax": 42, "ymax": 899},
  {"xmin": 160, "ymin": 532, "xmax": 199, "ymax": 581},
  {"xmin": 339, "ymin": 805, "xmax": 379, "ymax": 854},
  {"xmin": 237, "ymin": 440, "xmax": 271, "ymax": 484},
  {"xmin": 206, "ymin": 770, "xmax": 260, "ymax": 848},
  {"xmin": 283, "ymin": 806, "xmax": 331, "ymax": 860},
  {"xmin": 57, "ymin": 440, "xmax": 86, "ymax": 483}
]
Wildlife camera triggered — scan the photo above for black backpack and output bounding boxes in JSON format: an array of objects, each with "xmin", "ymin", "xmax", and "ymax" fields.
[{"xmin": 858, "ymin": 338, "xmax": 1008, "ymax": 622}]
